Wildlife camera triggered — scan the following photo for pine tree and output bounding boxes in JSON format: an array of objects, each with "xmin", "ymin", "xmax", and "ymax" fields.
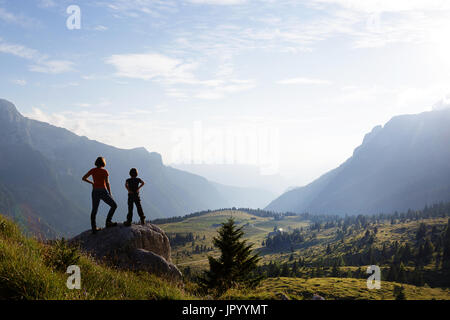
[
  {"xmin": 367, "ymin": 246, "xmax": 375, "ymax": 265},
  {"xmin": 280, "ymin": 263, "xmax": 290, "ymax": 277},
  {"xmin": 292, "ymin": 261, "xmax": 299, "ymax": 276},
  {"xmin": 443, "ymin": 219, "xmax": 450, "ymax": 269},
  {"xmin": 416, "ymin": 223, "xmax": 427, "ymax": 241},
  {"xmin": 200, "ymin": 218, "xmax": 261, "ymax": 294},
  {"xmin": 401, "ymin": 243, "xmax": 412, "ymax": 263},
  {"xmin": 393, "ymin": 285, "xmax": 406, "ymax": 300},
  {"xmin": 412, "ymin": 266, "xmax": 424, "ymax": 286},
  {"xmin": 331, "ymin": 262, "xmax": 340, "ymax": 277},
  {"xmin": 381, "ymin": 243, "xmax": 389, "ymax": 262},
  {"xmin": 387, "ymin": 263, "xmax": 398, "ymax": 281},
  {"xmin": 337, "ymin": 255, "xmax": 345, "ymax": 266},
  {"xmin": 398, "ymin": 262, "xmax": 407, "ymax": 283},
  {"xmin": 422, "ymin": 238, "xmax": 435, "ymax": 264}
]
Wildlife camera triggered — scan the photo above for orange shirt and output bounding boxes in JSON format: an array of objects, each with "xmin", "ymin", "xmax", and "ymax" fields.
[{"xmin": 87, "ymin": 167, "xmax": 109, "ymax": 189}]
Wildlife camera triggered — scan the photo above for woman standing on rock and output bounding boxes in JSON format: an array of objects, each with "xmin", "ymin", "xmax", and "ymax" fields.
[{"xmin": 82, "ymin": 156, "xmax": 118, "ymax": 234}]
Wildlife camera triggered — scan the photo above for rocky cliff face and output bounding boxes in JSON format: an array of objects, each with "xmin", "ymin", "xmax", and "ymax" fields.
[{"xmin": 70, "ymin": 223, "xmax": 182, "ymax": 281}]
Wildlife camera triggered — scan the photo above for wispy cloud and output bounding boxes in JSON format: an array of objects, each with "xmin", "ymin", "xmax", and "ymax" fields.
[
  {"xmin": 105, "ymin": 53, "xmax": 197, "ymax": 82},
  {"xmin": 311, "ymin": 0, "xmax": 450, "ymax": 13},
  {"xmin": 433, "ymin": 95, "xmax": 450, "ymax": 111},
  {"xmin": 38, "ymin": 0, "xmax": 57, "ymax": 8},
  {"xmin": 0, "ymin": 38, "xmax": 74, "ymax": 74},
  {"xmin": 0, "ymin": 7, "xmax": 40, "ymax": 28},
  {"xmin": 102, "ymin": 0, "xmax": 177, "ymax": 19},
  {"xmin": 94, "ymin": 25, "xmax": 108, "ymax": 31},
  {"xmin": 96, "ymin": 0, "xmax": 450, "ymax": 57},
  {"xmin": 0, "ymin": 39, "xmax": 39, "ymax": 59},
  {"xmin": 106, "ymin": 52, "xmax": 255, "ymax": 99},
  {"xmin": 30, "ymin": 60, "xmax": 75, "ymax": 74},
  {"xmin": 73, "ymin": 98, "xmax": 112, "ymax": 108},
  {"xmin": 307, "ymin": 0, "xmax": 450, "ymax": 49},
  {"xmin": 153, "ymin": 0, "xmax": 450, "ymax": 59},
  {"xmin": 11, "ymin": 79, "xmax": 27, "ymax": 86},
  {"xmin": 193, "ymin": 79, "xmax": 256, "ymax": 100},
  {"xmin": 277, "ymin": 77, "xmax": 332, "ymax": 85},
  {"xmin": 188, "ymin": 0, "xmax": 247, "ymax": 5}
]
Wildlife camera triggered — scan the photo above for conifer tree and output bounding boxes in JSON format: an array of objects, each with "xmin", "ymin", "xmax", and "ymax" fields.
[
  {"xmin": 331, "ymin": 262, "xmax": 340, "ymax": 277},
  {"xmin": 398, "ymin": 262, "xmax": 407, "ymax": 283},
  {"xmin": 443, "ymin": 219, "xmax": 450, "ymax": 269},
  {"xmin": 200, "ymin": 218, "xmax": 261, "ymax": 294},
  {"xmin": 422, "ymin": 238, "xmax": 435, "ymax": 264},
  {"xmin": 412, "ymin": 266, "xmax": 424, "ymax": 286},
  {"xmin": 280, "ymin": 263, "xmax": 290, "ymax": 277},
  {"xmin": 292, "ymin": 261, "xmax": 299, "ymax": 276},
  {"xmin": 393, "ymin": 285, "xmax": 406, "ymax": 300},
  {"xmin": 416, "ymin": 223, "xmax": 427, "ymax": 240},
  {"xmin": 387, "ymin": 263, "xmax": 398, "ymax": 281}
]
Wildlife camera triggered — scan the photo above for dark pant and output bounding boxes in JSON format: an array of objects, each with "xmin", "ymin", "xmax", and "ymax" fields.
[
  {"xmin": 91, "ymin": 189, "xmax": 117, "ymax": 229},
  {"xmin": 127, "ymin": 193, "xmax": 145, "ymax": 223}
]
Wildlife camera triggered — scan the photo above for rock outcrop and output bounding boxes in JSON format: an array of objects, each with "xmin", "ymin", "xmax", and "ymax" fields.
[{"xmin": 70, "ymin": 223, "xmax": 182, "ymax": 281}]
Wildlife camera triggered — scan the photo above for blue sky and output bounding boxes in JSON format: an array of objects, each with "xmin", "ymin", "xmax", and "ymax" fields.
[{"xmin": 1, "ymin": 0, "xmax": 450, "ymax": 191}]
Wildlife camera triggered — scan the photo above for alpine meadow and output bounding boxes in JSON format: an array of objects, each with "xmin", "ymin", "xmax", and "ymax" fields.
[{"xmin": 0, "ymin": 0, "xmax": 450, "ymax": 312}]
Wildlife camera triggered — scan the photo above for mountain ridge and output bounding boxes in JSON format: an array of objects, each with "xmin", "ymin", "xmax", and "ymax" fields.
[{"xmin": 266, "ymin": 108, "xmax": 450, "ymax": 215}]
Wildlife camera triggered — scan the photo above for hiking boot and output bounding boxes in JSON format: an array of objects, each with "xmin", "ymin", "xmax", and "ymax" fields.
[
  {"xmin": 140, "ymin": 217, "xmax": 146, "ymax": 225},
  {"xmin": 123, "ymin": 221, "xmax": 132, "ymax": 227},
  {"xmin": 105, "ymin": 221, "xmax": 118, "ymax": 228},
  {"xmin": 92, "ymin": 227, "xmax": 101, "ymax": 234}
]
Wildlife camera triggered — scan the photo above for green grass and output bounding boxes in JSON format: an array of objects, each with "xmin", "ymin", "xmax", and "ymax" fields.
[
  {"xmin": 221, "ymin": 277, "xmax": 450, "ymax": 300},
  {"xmin": 0, "ymin": 214, "xmax": 192, "ymax": 300},
  {"xmin": 1, "ymin": 213, "xmax": 448, "ymax": 300},
  {"xmin": 157, "ymin": 210, "xmax": 308, "ymax": 270}
]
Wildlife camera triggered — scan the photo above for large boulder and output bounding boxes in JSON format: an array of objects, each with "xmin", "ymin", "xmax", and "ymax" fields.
[{"xmin": 70, "ymin": 223, "xmax": 182, "ymax": 281}]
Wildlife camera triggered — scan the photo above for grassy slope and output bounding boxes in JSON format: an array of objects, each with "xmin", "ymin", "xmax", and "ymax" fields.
[
  {"xmin": 156, "ymin": 210, "xmax": 308, "ymax": 269},
  {"xmin": 222, "ymin": 277, "xmax": 450, "ymax": 300},
  {"xmin": 2, "ymin": 211, "xmax": 449, "ymax": 300},
  {"xmin": 0, "ymin": 214, "xmax": 191, "ymax": 300}
]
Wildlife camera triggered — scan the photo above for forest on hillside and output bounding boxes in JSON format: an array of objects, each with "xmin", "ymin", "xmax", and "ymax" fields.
[{"xmin": 178, "ymin": 203, "xmax": 450, "ymax": 289}]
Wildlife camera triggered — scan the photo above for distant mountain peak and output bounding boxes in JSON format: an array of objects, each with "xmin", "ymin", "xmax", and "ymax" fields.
[{"xmin": 0, "ymin": 98, "xmax": 22, "ymax": 121}]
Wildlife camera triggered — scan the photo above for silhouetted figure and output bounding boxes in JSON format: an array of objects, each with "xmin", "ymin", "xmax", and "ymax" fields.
[
  {"xmin": 124, "ymin": 168, "xmax": 146, "ymax": 226},
  {"xmin": 82, "ymin": 157, "xmax": 118, "ymax": 233}
]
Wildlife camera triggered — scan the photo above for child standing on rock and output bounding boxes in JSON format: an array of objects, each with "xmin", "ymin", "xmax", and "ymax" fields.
[{"xmin": 124, "ymin": 168, "xmax": 146, "ymax": 226}]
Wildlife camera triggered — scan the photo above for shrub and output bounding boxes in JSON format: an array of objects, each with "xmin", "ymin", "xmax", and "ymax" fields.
[{"xmin": 43, "ymin": 239, "xmax": 80, "ymax": 272}]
